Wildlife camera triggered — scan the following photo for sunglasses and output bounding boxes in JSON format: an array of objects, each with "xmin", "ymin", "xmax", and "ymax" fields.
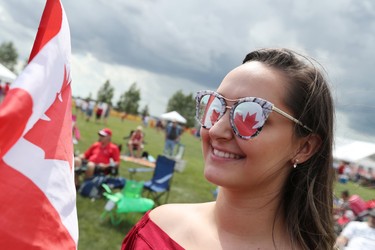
[{"xmin": 195, "ymin": 90, "xmax": 312, "ymax": 139}]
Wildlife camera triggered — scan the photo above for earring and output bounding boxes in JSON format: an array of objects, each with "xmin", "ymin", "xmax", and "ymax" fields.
[{"xmin": 293, "ymin": 160, "xmax": 298, "ymax": 169}]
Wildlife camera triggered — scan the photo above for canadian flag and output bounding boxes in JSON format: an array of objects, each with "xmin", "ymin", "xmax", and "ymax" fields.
[{"xmin": 0, "ymin": 0, "xmax": 78, "ymax": 249}]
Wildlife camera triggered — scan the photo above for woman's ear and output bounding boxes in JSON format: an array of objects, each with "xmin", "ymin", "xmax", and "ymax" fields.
[{"xmin": 293, "ymin": 134, "xmax": 322, "ymax": 164}]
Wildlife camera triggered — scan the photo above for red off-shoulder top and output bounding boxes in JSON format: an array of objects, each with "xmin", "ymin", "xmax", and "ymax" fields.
[{"xmin": 121, "ymin": 211, "xmax": 184, "ymax": 250}]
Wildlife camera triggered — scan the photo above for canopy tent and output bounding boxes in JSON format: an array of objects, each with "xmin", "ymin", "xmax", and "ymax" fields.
[
  {"xmin": 0, "ymin": 63, "xmax": 16, "ymax": 82},
  {"xmin": 333, "ymin": 137, "xmax": 375, "ymax": 169},
  {"xmin": 160, "ymin": 111, "xmax": 187, "ymax": 124}
]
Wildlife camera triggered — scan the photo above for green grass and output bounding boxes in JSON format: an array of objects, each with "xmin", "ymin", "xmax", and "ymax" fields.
[
  {"xmin": 334, "ymin": 181, "xmax": 374, "ymax": 201},
  {"xmin": 74, "ymin": 112, "xmax": 215, "ymax": 250},
  {"xmin": 74, "ymin": 111, "xmax": 374, "ymax": 250}
]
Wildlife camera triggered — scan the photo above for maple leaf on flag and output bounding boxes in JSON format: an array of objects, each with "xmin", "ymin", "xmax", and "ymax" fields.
[
  {"xmin": 24, "ymin": 66, "xmax": 73, "ymax": 169},
  {"xmin": 210, "ymin": 109, "xmax": 220, "ymax": 125},
  {"xmin": 234, "ymin": 112, "xmax": 259, "ymax": 136},
  {"xmin": 0, "ymin": 0, "xmax": 78, "ymax": 248}
]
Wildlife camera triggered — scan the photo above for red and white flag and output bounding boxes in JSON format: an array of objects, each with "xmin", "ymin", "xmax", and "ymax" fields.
[{"xmin": 0, "ymin": 0, "xmax": 78, "ymax": 249}]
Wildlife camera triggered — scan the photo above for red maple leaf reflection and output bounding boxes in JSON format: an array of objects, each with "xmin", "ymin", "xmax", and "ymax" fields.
[
  {"xmin": 210, "ymin": 109, "xmax": 220, "ymax": 125},
  {"xmin": 24, "ymin": 66, "xmax": 73, "ymax": 169},
  {"xmin": 234, "ymin": 112, "xmax": 259, "ymax": 136}
]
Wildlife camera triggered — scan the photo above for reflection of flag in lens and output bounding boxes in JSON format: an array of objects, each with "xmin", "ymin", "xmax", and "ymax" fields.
[
  {"xmin": 0, "ymin": 0, "xmax": 78, "ymax": 249},
  {"xmin": 234, "ymin": 112, "xmax": 259, "ymax": 136},
  {"xmin": 210, "ymin": 109, "xmax": 220, "ymax": 126},
  {"xmin": 202, "ymin": 95, "xmax": 220, "ymax": 127}
]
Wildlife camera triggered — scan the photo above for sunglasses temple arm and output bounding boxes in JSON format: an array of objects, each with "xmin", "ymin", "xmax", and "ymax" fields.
[{"xmin": 272, "ymin": 107, "xmax": 312, "ymax": 132}]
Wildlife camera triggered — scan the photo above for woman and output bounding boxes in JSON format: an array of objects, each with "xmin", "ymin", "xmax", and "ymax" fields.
[
  {"xmin": 122, "ymin": 48, "xmax": 336, "ymax": 249},
  {"xmin": 127, "ymin": 126, "xmax": 144, "ymax": 158}
]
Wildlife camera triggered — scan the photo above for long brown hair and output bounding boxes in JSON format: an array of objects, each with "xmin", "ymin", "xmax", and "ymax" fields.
[{"xmin": 243, "ymin": 48, "xmax": 335, "ymax": 249}]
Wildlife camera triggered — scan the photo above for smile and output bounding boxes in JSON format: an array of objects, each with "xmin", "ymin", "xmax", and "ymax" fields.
[{"xmin": 212, "ymin": 148, "xmax": 242, "ymax": 159}]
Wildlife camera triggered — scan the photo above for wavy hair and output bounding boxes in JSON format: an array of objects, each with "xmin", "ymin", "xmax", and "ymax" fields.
[{"xmin": 243, "ymin": 48, "xmax": 335, "ymax": 249}]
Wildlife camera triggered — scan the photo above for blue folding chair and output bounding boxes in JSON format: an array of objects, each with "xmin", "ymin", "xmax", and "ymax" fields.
[{"xmin": 128, "ymin": 155, "xmax": 176, "ymax": 205}]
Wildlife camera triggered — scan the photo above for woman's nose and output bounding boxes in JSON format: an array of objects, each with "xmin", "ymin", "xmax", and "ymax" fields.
[{"xmin": 208, "ymin": 111, "xmax": 233, "ymax": 141}]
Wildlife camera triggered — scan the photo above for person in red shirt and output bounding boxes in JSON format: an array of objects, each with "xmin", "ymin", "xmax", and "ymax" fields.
[
  {"xmin": 75, "ymin": 128, "xmax": 120, "ymax": 185},
  {"xmin": 127, "ymin": 126, "xmax": 144, "ymax": 158}
]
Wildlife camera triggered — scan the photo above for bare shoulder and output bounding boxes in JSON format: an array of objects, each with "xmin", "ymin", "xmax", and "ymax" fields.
[{"xmin": 149, "ymin": 202, "xmax": 215, "ymax": 233}]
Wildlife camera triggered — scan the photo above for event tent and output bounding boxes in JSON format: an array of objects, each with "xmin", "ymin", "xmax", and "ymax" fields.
[
  {"xmin": 333, "ymin": 137, "xmax": 375, "ymax": 169},
  {"xmin": 0, "ymin": 63, "xmax": 16, "ymax": 82},
  {"xmin": 160, "ymin": 111, "xmax": 187, "ymax": 124}
]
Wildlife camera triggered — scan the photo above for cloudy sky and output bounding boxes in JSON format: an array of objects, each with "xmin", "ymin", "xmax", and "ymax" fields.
[{"xmin": 0, "ymin": 0, "xmax": 375, "ymax": 142}]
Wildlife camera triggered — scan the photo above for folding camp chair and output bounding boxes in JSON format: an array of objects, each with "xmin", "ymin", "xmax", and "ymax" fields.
[
  {"xmin": 173, "ymin": 143, "xmax": 185, "ymax": 160},
  {"xmin": 101, "ymin": 180, "xmax": 154, "ymax": 225},
  {"xmin": 128, "ymin": 155, "xmax": 176, "ymax": 205}
]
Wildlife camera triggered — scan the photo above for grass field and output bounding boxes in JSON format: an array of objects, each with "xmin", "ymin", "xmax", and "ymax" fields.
[{"xmin": 74, "ymin": 111, "xmax": 374, "ymax": 250}]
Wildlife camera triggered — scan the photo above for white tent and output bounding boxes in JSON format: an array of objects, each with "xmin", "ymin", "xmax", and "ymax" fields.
[
  {"xmin": 0, "ymin": 63, "xmax": 16, "ymax": 82},
  {"xmin": 160, "ymin": 111, "xmax": 187, "ymax": 124},
  {"xmin": 333, "ymin": 137, "xmax": 375, "ymax": 169}
]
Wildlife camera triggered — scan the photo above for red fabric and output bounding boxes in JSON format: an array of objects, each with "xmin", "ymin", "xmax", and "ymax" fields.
[
  {"xmin": 24, "ymin": 67, "xmax": 73, "ymax": 169},
  {"xmin": 122, "ymin": 211, "xmax": 184, "ymax": 250},
  {"xmin": 29, "ymin": 0, "xmax": 62, "ymax": 62},
  {"xmin": 0, "ymin": 160, "xmax": 76, "ymax": 249},
  {"xmin": 130, "ymin": 131, "xmax": 143, "ymax": 145},
  {"xmin": 4, "ymin": 83, "xmax": 9, "ymax": 94},
  {"xmin": 84, "ymin": 142, "xmax": 120, "ymax": 164},
  {"xmin": 338, "ymin": 164, "xmax": 345, "ymax": 175},
  {"xmin": 0, "ymin": 88, "xmax": 33, "ymax": 158},
  {"xmin": 0, "ymin": 0, "xmax": 78, "ymax": 247},
  {"xmin": 367, "ymin": 200, "xmax": 375, "ymax": 209},
  {"xmin": 349, "ymin": 195, "xmax": 367, "ymax": 215}
]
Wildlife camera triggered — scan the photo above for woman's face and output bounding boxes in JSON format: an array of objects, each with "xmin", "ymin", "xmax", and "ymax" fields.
[{"xmin": 201, "ymin": 61, "xmax": 301, "ymax": 194}]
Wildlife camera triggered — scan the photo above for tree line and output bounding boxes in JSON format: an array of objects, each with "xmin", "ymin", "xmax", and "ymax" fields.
[{"xmin": 0, "ymin": 41, "xmax": 196, "ymax": 127}]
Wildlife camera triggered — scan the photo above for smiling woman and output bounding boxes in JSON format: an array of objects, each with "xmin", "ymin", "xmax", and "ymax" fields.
[{"xmin": 121, "ymin": 48, "xmax": 336, "ymax": 250}]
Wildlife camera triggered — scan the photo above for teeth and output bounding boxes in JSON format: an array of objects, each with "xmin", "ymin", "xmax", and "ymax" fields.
[{"xmin": 213, "ymin": 148, "xmax": 240, "ymax": 159}]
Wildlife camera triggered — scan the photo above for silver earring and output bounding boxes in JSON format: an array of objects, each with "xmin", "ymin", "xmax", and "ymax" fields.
[{"xmin": 293, "ymin": 160, "xmax": 298, "ymax": 169}]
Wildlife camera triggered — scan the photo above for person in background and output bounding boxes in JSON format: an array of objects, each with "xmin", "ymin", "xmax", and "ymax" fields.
[
  {"xmin": 103, "ymin": 102, "xmax": 111, "ymax": 124},
  {"xmin": 127, "ymin": 126, "xmax": 144, "ymax": 158},
  {"xmin": 85, "ymin": 98, "xmax": 96, "ymax": 122},
  {"xmin": 95, "ymin": 102, "xmax": 104, "ymax": 122},
  {"xmin": 121, "ymin": 48, "xmax": 336, "ymax": 249},
  {"xmin": 163, "ymin": 120, "xmax": 181, "ymax": 156},
  {"xmin": 0, "ymin": 81, "xmax": 3, "ymax": 103},
  {"xmin": 74, "ymin": 128, "xmax": 120, "ymax": 186},
  {"xmin": 335, "ymin": 209, "xmax": 375, "ymax": 250},
  {"xmin": 74, "ymin": 97, "xmax": 82, "ymax": 115},
  {"xmin": 4, "ymin": 82, "xmax": 10, "ymax": 96}
]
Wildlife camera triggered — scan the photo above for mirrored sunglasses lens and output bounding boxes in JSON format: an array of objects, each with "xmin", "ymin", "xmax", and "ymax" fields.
[
  {"xmin": 233, "ymin": 102, "xmax": 265, "ymax": 137},
  {"xmin": 198, "ymin": 94, "xmax": 222, "ymax": 128}
]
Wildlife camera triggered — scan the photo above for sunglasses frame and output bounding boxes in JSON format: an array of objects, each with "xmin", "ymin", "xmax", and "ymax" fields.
[{"xmin": 195, "ymin": 90, "xmax": 312, "ymax": 139}]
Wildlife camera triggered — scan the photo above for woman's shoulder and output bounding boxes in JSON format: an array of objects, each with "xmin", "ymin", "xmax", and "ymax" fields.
[
  {"xmin": 149, "ymin": 202, "xmax": 215, "ymax": 233},
  {"xmin": 148, "ymin": 202, "xmax": 216, "ymax": 248}
]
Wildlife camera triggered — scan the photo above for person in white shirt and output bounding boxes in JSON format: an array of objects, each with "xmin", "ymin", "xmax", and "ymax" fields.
[{"xmin": 335, "ymin": 209, "xmax": 375, "ymax": 250}]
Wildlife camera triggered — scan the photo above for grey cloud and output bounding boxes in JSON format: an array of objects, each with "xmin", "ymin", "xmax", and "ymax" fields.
[{"xmin": 1, "ymin": 0, "xmax": 375, "ymax": 140}]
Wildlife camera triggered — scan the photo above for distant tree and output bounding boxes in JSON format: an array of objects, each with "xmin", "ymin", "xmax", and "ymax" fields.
[
  {"xmin": 97, "ymin": 80, "xmax": 114, "ymax": 104},
  {"xmin": 116, "ymin": 82, "xmax": 140, "ymax": 115},
  {"xmin": 141, "ymin": 104, "xmax": 149, "ymax": 117},
  {"xmin": 166, "ymin": 90, "xmax": 195, "ymax": 127},
  {"xmin": 0, "ymin": 41, "xmax": 18, "ymax": 72}
]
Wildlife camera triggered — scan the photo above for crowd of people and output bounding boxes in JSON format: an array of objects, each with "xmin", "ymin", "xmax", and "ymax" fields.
[
  {"xmin": 72, "ymin": 97, "xmax": 185, "ymax": 189},
  {"xmin": 332, "ymin": 161, "xmax": 375, "ymax": 248},
  {"xmin": 335, "ymin": 161, "xmax": 375, "ymax": 188},
  {"xmin": 74, "ymin": 97, "xmax": 111, "ymax": 123},
  {"xmin": 334, "ymin": 195, "xmax": 375, "ymax": 250},
  {"xmin": 335, "ymin": 210, "xmax": 375, "ymax": 250}
]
